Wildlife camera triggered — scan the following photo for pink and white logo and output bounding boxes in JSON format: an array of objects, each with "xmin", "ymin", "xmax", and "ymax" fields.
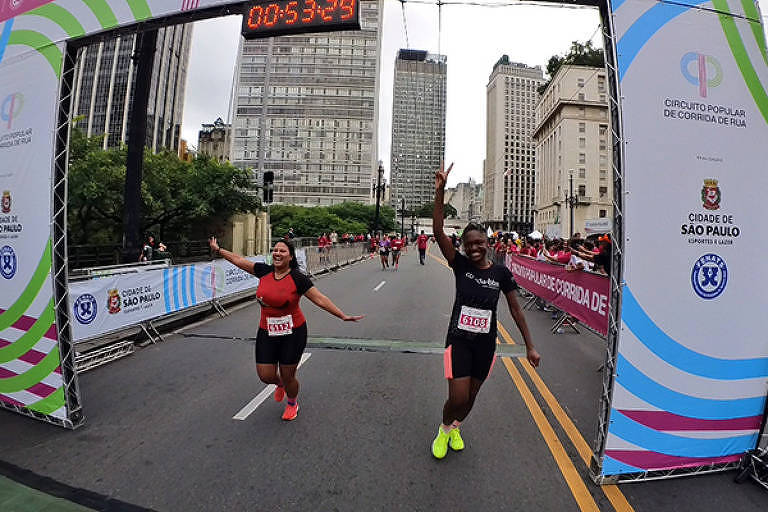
[
  {"xmin": 680, "ymin": 52, "xmax": 723, "ymax": 98},
  {"xmin": 0, "ymin": 92, "xmax": 23, "ymax": 129}
]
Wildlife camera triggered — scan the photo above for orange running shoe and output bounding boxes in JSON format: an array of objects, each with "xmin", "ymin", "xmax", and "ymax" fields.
[
  {"xmin": 274, "ymin": 385, "xmax": 285, "ymax": 402},
  {"xmin": 282, "ymin": 402, "xmax": 299, "ymax": 421}
]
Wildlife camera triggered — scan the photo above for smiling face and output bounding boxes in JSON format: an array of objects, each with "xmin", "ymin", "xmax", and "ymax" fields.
[
  {"xmin": 462, "ymin": 230, "xmax": 489, "ymax": 266},
  {"xmin": 272, "ymin": 241, "xmax": 292, "ymax": 270}
]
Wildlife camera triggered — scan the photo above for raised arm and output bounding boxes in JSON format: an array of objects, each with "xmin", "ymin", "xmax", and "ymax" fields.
[
  {"xmin": 209, "ymin": 236, "xmax": 255, "ymax": 274},
  {"xmin": 433, "ymin": 162, "xmax": 456, "ymax": 266},
  {"xmin": 304, "ymin": 287, "xmax": 364, "ymax": 321}
]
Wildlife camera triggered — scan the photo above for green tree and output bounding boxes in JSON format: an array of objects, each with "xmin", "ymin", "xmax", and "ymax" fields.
[
  {"xmin": 269, "ymin": 202, "xmax": 395, "ymax": 238},
  {"xmin": 414, "ymin": 201, "xmax": 457, "ymax": 219},
  {"xmin": 538, "ymin": 41, "xmax": 605, "ymax": 94},
  {"xmin": 67, "ymin": 127, "xmax": 260, "ymax": 244}
]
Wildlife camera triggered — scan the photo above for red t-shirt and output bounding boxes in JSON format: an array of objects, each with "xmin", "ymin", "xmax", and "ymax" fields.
[
  {"xmin": 494, "ymin": 241, "xmax": 504, "ymax": 253},
  {"xmin": 508, "ymin": 244, "xmax": 519, "ymax": 254},
  {"xmin": 253, "ymin": 263, "xmax": 314, "ymax": 330},
  {"xmin": 556, "ymin": 250, "xmax": 572, "ymax": 264},
  {"xmin": 390, "ymin": 239, "xmax": 403, "ymax": 251},
  {"xmin": 417, "ymin": 234, "xmax": 428, "ymax": 249}
]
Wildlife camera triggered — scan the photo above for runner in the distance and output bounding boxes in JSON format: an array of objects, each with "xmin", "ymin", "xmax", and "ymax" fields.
[
  {"xmin": 390, "ymin": 234, "xmax": 403, "ymax": 270},
  {"xmin": 417, "ymin": 230, "xmax": 429, "ymax": 265},
  {"xmin": 208, "ymin": 237, "xmax": 364, "ymax": 421},
  {"xmin": 431, "ymin": 162, "xmax": 540, "ymax": 459}
]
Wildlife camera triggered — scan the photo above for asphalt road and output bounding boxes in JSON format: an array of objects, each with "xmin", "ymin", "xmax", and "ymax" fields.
[{"xmin": 0, "ymin": 247, "xmax": 765, "ymax": 511}]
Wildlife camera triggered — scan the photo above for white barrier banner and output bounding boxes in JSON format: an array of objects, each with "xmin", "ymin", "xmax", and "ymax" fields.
[
  {"xmin": 70, "ymin": 258, "xmax": 267, "ymax": 341},
  {"xmin": 603, "ymin": 0, "xmax": 768, "ymax": 476}
]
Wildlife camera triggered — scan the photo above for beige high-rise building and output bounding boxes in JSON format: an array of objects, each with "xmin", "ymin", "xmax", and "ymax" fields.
[
  {"xmin": 533, "ymin": 65, "xmax": 613, "ymax": 239},
  {"xmin": 483, "ymin": 56, "xmax": 543, "ymax": 233},
  {"xmin": 198, "ymin": 117, "xmax": 231, "ymax": 162},
  {"xmin": 445, "ymin": 178, "xmax": 483, "ymax": 221}
]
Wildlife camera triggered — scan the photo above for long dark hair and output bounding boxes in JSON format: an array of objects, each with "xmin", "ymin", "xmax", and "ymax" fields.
[{"xmin": 274, "ymin": 239, "xmax": 299, "ymax": 270}]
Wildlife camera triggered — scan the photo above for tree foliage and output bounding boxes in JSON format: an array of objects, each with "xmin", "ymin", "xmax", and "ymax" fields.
[
  {"xmin": 414, "ymin": 201, "xmax": 457, "ymax": 219},
  {"xmin": 67, "ymin": 127, "xmax": 260, "ymax": 244},
  {"xmin": 538, "ymin": 41, "xmax": 605, "ymax": 94},
  {"xmin": 270, "ymin": 202, "xmax": 395, "ymax": 238}
]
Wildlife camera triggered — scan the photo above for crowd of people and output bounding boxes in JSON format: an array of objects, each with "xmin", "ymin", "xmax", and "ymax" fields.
[{"xmin": 490, "ymin": 232, "xmax": 612, "ymax": 275}]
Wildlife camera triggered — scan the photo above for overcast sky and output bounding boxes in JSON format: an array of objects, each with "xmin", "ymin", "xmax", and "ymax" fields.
[{"xmin": 181, "ymin": 0, "xmax": 601, "ymax": 187}]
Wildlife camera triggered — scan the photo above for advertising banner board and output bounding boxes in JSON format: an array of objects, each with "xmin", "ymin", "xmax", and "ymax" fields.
[
  {"xmin": 602, "ymin": 0, "xmax": 768, "ymax": 477},
  {"xmin": 506, "ymin": 255, "xmax": 609, "ymax": 336}
]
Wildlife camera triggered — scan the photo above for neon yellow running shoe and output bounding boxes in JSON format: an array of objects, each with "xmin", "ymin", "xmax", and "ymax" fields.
[
  {"xmin": 431, "ymin": 428, "xmax": 450, "ymax": 459},
  {"xmin": 448, "ymin": 428, "xmax": 465, "ymax": 451}
]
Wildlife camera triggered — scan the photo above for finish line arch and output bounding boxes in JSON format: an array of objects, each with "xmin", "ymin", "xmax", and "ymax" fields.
[{"xmin": 1, "ymin": 0, "xmax": 767, "ymax": 484}]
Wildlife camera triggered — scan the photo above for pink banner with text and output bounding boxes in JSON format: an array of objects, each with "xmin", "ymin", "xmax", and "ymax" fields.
[{"xmin": 506, "ymin": 254, "xmax": 609, "ymax": 336}]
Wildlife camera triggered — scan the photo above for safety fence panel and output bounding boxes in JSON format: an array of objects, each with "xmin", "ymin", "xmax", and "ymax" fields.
[
  {"xmin": 506, "ymin": 255, "xmax": 609, "ymax": 336},
  {"xmin": 69, "ymin": 258, "xmax": 264, "ymax": 342},
  {"xmin": 602, "ymin": 0, "xmax": 768, "ymax": 478}
]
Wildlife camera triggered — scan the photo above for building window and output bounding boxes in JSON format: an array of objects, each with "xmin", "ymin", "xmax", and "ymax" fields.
[
  {"xmin": 579, "ymin": 153, "xmax": 585, "ymax": 164},
  {"xmin": 578, "ymin": 168, "xmax": 586, "ymax": 178},
  {"xmin": 599, "ymin": 186, "xmax": 608, "ymax": 197},
  {"xmin": 578, "ymin": 122, "xmax": 585, "ymax": 133},
  {"xmin": 599, "ymin": 209, "xmax": 607, "ymax": 218},
  {"xmin": 579, "ymin": 137, "xmax": 586, "ymax": 148},
  {"xmin": 578, "ymin": 184, "xmax": 586, "ymax": 196}
]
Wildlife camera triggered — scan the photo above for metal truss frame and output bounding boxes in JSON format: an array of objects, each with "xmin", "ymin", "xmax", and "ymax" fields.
[
  {"xmin": 1, "ymin": 43, "xmax": 85, "ymax": 428},
  {"xmin": 590, "ymin": 1, "xmax": 625, "ymax": 483}
]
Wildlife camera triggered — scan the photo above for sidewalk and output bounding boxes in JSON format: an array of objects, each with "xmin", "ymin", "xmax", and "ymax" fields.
[{"xmin": 0, "ymin": 475, "xmax": 93, "ymax": 512}]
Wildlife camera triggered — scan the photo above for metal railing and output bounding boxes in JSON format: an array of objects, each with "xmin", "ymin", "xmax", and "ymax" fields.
[{"xmin": 302, "ymin": 242, "xmax": 368, "ymax": 275}]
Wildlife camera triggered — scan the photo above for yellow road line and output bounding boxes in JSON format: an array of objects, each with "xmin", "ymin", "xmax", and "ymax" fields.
[
  {"xmin": 501, "ymin": 356, "xmax": 600, "ymax": 512},
  {"xmin": 498, "ymin": 324, "xmax": 634, "ymax": 512}
]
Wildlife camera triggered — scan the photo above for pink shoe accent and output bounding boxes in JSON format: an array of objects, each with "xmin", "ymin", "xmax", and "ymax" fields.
[
  {"xmin": 443, "ymin": 346, "xmax": 453, "ymax": 379},
  {"xmin": 274, "ymin": 385, "xmax": 285, "ymax": 402},
  {"xmin": 486, "ymin": 355, "xmax": 497, "ymax": 380},
  {"xmin": 282, "ymin": 402, "xmax": 299, "ymax": 421}
]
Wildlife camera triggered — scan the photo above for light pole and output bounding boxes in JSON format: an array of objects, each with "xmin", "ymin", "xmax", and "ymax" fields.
[
  {"xmin": 566, "ymin": 170, "xmax": 576, "ymax": 238},
  {"xmin": 400, "ymin": 197, "xmax": 405, "ymax": 238},
  {"xmin": 372, "ymin": 162, "xmax": 385, "ymax": 235}
]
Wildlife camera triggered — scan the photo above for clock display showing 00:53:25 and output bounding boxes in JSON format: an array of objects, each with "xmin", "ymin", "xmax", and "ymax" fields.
[{"xmin": 241, "ymin": 0, "xmax": 360, "ymax": 38}]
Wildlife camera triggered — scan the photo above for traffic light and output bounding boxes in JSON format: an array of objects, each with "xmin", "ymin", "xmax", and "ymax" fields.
[{"xmin": 263, "ymin": 171, "xmax": 274, "ymax": 204}]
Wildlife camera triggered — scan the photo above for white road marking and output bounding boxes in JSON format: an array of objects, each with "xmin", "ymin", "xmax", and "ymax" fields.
[
  {"xmin": 373, "ymin": 281, "xmax": 386, "ymax": 292},
  {"xmin": 232, "ymin": 352, "xmax": 312, "ymax": 421}
]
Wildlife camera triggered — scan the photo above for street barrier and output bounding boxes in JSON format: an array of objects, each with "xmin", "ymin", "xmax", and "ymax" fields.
[{"xmin": 505, "ymin": 254, "xmax": 610, "ymax": 337}]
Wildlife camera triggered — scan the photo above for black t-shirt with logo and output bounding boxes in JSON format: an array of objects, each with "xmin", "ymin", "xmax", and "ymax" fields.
[{"xmin": 447, "ymin": 253, "xmax": 518, "ymax": 343}]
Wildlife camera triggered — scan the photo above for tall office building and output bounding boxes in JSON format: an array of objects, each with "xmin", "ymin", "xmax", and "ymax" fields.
[
  {"xmin": 71, "ymin": 25, "xmax": 192, "ymax": 152},
  {"xmin": 533, "ymin": 65, "xmax": 613, "ymax": 238},
  {"xmin": 389, "ymin": 49, "xmax": 446, "ymax": 213},
  {"xmin": 483, "ymin": 56, "xmax": 543, "ymax": 233},
  {"xmin": 230, "ymin": 0, "xmax": 383, "ymax": 206}
]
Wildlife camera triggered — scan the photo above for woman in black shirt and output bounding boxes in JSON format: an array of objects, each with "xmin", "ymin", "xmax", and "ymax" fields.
[{"xmin": 431, "ymin": 162, "xmax": 540, "ymax": 459}]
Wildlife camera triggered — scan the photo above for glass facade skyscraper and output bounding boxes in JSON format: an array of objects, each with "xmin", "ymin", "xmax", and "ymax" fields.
[{"xmin": 389, "ymin": 49, "xmax": 446, "ymax": 213}]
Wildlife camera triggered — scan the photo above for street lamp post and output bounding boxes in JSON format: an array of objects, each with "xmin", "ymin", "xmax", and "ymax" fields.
[
  {"xmin": 566, "ymin": 170, "xmax": 576, "ymax": 238},
  {"xmin": 372, "ymin": 162, "xmax": 385, "ymax": 235},
  {"xmin": 400, "ymin": 197, "xmax": 405, "ymax": 238}
]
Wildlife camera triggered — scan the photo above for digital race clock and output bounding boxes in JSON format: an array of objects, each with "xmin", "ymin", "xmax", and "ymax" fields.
[{"xmin": 241, "ymin": 0, "xmax": 361, "ymax": 39}]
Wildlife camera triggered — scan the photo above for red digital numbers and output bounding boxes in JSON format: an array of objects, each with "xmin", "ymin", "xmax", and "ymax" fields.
[
  {"xmin": 340, "ymin": 0, "xmax": 354, "ymax": 19},
  {"xmin": 285, "ymin": 0, "xmax": 298, "ymax": 24},
  {"xmin": 246, "ymin": 5, "xmax": 264, "ymax": 29},
  {"xmin": 242, "ymin": 0, "xmax": 357, "ymax": 37},
  {"xmin": 302, "ymin": 0, "xmax": 316, "ymax": 22},
  {"xmin": 321, "ymin": 0, "xmax": 337, "ymax": 21}
]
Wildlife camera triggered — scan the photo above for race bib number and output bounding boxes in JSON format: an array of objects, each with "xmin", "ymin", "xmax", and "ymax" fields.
[
  {"xmin": 267, "ymin": 315, "xmax": 293, "ymax": 336},
  {"xmin": 457, "ymin": 306, "xmax": 492, "ymax": 334}
]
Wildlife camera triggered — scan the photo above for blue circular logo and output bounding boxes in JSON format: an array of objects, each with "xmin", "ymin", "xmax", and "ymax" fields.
[
  {"xmin": 691, "ymin": 253, "xmax": 728, "ymax": 299},
  {"xmin": 73, "ymin": 293, "xmax": 98, "ymax": 324},
  {"xmin": 0, "ymin": 246, "xmax": 17, "ymax": 279}
]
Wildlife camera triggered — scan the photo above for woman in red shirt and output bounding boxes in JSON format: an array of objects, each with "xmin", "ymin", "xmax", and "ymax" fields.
[{"xmin": 209, "ymin": 237, "xmax": 363, "ymax": 421}]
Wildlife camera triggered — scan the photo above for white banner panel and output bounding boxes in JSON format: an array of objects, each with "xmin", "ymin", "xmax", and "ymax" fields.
[
  {"xmin": 69, "ymin": 259, "xmax": 267, "ymax": 340},
  {"xmin": 603, "ymin": 0, "xmax": 768, "ymax": 476},
  {"xmin": 0, "ymin": 44, "xmax": 65, "ymax": 420}
]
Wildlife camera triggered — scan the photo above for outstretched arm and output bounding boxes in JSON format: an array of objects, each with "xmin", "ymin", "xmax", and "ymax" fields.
[
  {"xmin": 209, "ymin": 237, "xmax": 255, "ymax": 274},
  {"xmin": 304, "ymin": 287, "xmax": 364, "ymax": 321},
  {"xmin": 433, "ymin": 162, "xmax": 456, "ymax": 266},
  {"xmin": 504, "ymin": 290, "xmax": 540, "ymax": 368}
]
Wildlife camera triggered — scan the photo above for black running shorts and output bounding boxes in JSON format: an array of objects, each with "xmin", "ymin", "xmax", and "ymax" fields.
[
  {"xmin": 255, "ymin": 323, "xmax": 308, "ymax": 365},
  {"xmin": 443, "ymin": 336, "xmax": 497, "ymax": 381}
]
